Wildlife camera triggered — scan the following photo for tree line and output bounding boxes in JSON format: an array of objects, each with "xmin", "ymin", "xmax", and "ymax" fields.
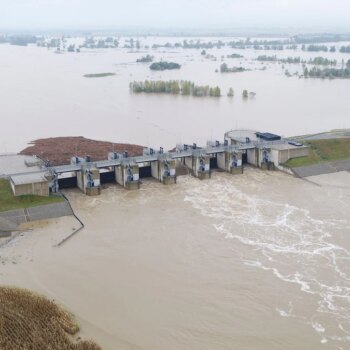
[{"xmin": 130, "ymin": 80, "xmax": 221, "ymax": 97}]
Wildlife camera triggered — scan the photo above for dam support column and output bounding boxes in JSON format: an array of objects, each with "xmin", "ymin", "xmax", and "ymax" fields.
[
  {"xmin": 115, "ymin": 162, "xmax": 140, "ymax": 190},
  {"xmin": 217, "ymin": 150, "xmax": 243, "ymax": 174},
  {"xmin": 151, "ymin": 159, "xmax": 177, "ymax": 184},
  {"xmin": 77, "ymin": 166, "xmax": 101, "ymax": 196},
  {"xmin": 259, "ymin": 147, "xmax": 275, "ymax": 171},
  {"xmin": 193, "ymin": 154, "xmax": 211, "ymax": 180}
]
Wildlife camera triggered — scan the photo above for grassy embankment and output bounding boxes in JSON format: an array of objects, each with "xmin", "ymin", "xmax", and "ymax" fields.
[
  {"xmin": 0, "ymin": 286, "xmax": 101, "ymax": 349},
  {"xmin": 83, "ymin": 73, "xmax": 115, "ymax": 78},
  {"xmin": 285, "ymin": 138, "xmax": 350, "ymax": 167},
  {"xmin": 0, "ymin": 179, "xmax": 63, "ymax": 212}
]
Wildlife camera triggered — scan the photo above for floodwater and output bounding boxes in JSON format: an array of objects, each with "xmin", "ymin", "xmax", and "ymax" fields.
[
  {"xmin": 1, "ymin": 169, "xmax": 350, "ymax": 349},
  {"xmin": 0, "ymin": 36, "xmax": 350, "ymax": 153}
]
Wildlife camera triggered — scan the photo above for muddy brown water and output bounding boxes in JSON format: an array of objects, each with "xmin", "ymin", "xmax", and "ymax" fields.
[
  {"xmin": 1, "ymin": 37, "xmax": 350, "ymax": 153},
  {"xmin": 1, "ymin": 169, "xmax": 350, "ymax": 349}
]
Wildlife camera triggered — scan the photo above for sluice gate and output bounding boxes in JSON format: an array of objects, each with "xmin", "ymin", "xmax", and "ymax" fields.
[{"xmin": 6, "ymin": 131, "xmax": 309, "ymax": 197}]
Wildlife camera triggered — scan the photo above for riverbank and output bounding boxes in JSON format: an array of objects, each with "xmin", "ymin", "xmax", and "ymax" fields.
[
  {"xmin": 0, "ymin": 179, "xmax": 64, "ymax": 212},
  {"xmin": 283, "ymin": 136, "xmax": 350, "ymax": 177}
]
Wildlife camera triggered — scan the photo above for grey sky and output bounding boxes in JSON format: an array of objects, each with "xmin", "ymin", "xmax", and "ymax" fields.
[{"xmin": 0, "ymin": 0, "xmax": 349, "ymax": 31}]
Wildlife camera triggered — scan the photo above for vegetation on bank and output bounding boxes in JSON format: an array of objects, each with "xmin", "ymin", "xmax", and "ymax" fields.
[
  {"xmin": 0, "ymin": 179, "xmax": 63, "ymax": 212},
  {"xmin": 149, "ymin": 61, "xmax": 181, "ymax": 70},
  {"xmin": 83, "ymin": 73, "xmax": 116, "ymax": 78},
  {"xmin": 285, "ymin": 138, "xmax": 350, "ymax": 167},
  {"xmin": 0, "ymin": 286, "xmax": 101, "ymax": 350},
  {"xmin": 130, "ymin": 80, "xmax": 221, "ymax": 97}
]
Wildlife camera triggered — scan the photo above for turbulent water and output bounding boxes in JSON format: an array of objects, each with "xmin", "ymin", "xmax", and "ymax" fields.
[
  {"xmin": 0, "ymin": 36, "xmax": 350, "ymax": 152},
  {"xmin": 185, "ymin": 171, "xmax": 350, "ymax": 347},
  {"xmin": 1, "ymin": 169, "xmax": 350, "ymax": 349}
]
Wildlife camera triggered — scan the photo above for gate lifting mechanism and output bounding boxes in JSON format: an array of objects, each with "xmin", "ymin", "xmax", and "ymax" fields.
[
  {"xmin": 262, "ymin": 147, "xmax": 270, "ymax": 164},
  {"xmin": 126, "ymin": 165, "xmax": 134, "ymax": 182},
  {"xmin": 163, "ymin": 160, "xmax": 170, "ymax": 177},
  {"xmin": 231, "ymin": 152, "xmax": 238, "ymax": 168},
  {"xmin": 50, "ymin": 170, "xmax": 59, "ymax": 193},
  {"xmin": 86, "ymin": 169, "xmax": 95, "ymax": 188},
  {"xmin": 199, "ymin": 157, "xmax": 206, "ymax": 173}
]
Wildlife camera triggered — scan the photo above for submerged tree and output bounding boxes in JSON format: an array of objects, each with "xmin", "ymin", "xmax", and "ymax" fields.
[
  {"xmin": 242, "ymin": 90, "xmax": 248, "ymax": 98},
  {"xmin": 227, "ymin": 88, "xmax": 234, "ymax": 97}
]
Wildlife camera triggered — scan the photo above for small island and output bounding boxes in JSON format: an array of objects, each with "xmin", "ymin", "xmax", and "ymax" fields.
[
  {"xmin": 150, "ymin": 61, "xmax": 181, "ymax": 71},
  {"xmin": 83, "ymin": 73, "xmax": 116, "ymax": 78}
]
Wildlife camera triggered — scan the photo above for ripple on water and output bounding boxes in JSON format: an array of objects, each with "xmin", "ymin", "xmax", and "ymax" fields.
[{"xmin": 184, "ymin": 174, "xmax": 350, "ymax": 346}]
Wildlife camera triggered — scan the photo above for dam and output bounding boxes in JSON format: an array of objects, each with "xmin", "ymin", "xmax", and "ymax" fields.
[{"xmin": 1, "ymin": 130, "xmax": 309, "ymax": 197}]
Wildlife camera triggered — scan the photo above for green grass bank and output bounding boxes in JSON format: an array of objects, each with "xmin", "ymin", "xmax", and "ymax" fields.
[
  {"xmin": 0, "ymin": 179, "xmax": 64, "ymax": 212},
  {"xmin": 285, "ymin": 138, "xmax": 350, "ymax": 167}
]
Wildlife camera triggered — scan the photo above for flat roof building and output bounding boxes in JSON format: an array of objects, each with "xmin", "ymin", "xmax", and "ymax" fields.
[{"xmin": 10, "ymin": 173, "xmax": 49, "ymax": 197}]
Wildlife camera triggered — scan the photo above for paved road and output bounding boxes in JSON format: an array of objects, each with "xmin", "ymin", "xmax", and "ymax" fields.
[
  {"xmin": 292, "ymin": 159, "xmax": 350, "ymax": 178},
  {"xmin": 0, "ymin": 201, "xmax": 73, "ymax": 226},
  {"xmin": 293, "ymin": 129, "xmax": 350, "ymax": 141}
]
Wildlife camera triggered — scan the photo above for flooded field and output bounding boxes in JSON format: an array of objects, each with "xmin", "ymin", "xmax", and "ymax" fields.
[
  {"xmin": 1, "ymin": 36, "xmax": 350, "ymax": 153},
  {"xmin": 1, "ymin": 169, "xmax": 350, "ymax": 349}
]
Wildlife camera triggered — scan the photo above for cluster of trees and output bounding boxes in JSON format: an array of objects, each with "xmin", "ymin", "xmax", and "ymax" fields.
[
  {"xmin": 123, "ymin": 38, "xmax": 140, "ymax": 49},
  {"xmin": 149, "ymin": 61, "xmax": 181, "ymax": 70},
  {"xmin": 67, "ymin": 44, "xmax": 80, "ymax": 53},
  {"xmin": 257, "ymin": 55, "xmax": 278, "ymax": 62},
  {"xmin": 229, "ymin": 38, "xmax": 290, "ymax": 46},
  {"xmin": 257, "ymin": 55, "xmax": 337, "ymax": 66},
  {"xmin": 81, "ymin": 37, "xmax": 118, "ymax": 49},
  {"xmin": 220, "ymin": 63, "xmax": 245, "ymax": 73},
  {"xmin": 151, "ymin": 40, "xmax": 224, "ymax": 50},
  {"xmin": 303, "ymin": 44, "xmax": 329, "ymax": 52},
  {"xmin": 148, "ymin": 41, "xmax": 350, "ymax": 54},
  {"xmin": 136, "ymin": 54, "xmax": 153, "ymax": 63},
  {"xmin": 279, "ymin": 57, "xmax": 302, "ymax": 64},
  {"xmin": 183, "ymin": 39, "xmax": 224, "ymax": 49},
  {"xmin": 305, "ymin": 67, "xmax": 350, "ymax": 79},
  {"xmin": 0, "ymin": 35, "xmax": 39, "ymax": 46},
  {"xmin": 230, "ymin": 43, "xmax": 284, "ymax": 50},
  {"xmin": 293, "ymin": 34, "xmax": 350, "ymax": 43},
  {"xmin": 227, "ymin": 53, "xmax": 243, "ymax": 58},
  {"xmin": 130, "ymin": 80, "xmax": 221, "ymax": 97},
  {"xmin": 308, "ymin": 57, "xmax": 337, "ymax": 66},
  {"xmin": 340, "ymin": 46, "xmax": 350, "ymax": 53},
  {"xmin": 257, "ymin": 55, "xmax": 302, "ymax": 64}
]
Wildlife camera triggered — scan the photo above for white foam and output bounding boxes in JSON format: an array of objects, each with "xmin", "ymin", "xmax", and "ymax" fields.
[{"xmin": 184, "ymin": 175, "xmax": 350, "ymax": 346}]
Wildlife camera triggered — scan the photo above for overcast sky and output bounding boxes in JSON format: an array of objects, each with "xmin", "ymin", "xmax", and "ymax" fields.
[{"xmin": 1, "ymin": 0, "xmax": 349, "ymax": 31}]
